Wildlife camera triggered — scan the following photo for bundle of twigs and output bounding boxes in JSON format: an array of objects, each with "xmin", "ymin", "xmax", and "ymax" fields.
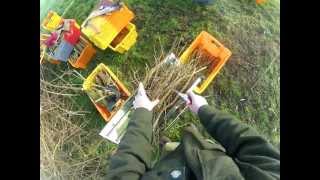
[
  {"xmin": 145, "ymin": 56, "xmax": 205, "ymax": 127},
  {"xmin": 132, "ymin": 47, "xmax": 210, "ymax": 143}
]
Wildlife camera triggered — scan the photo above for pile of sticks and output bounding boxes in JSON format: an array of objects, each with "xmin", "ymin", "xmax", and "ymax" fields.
[
  {"xmin": 133, "ymin": 50, "xmax": 209, "ymax": 143},
  {"xmin": 87, "ymin": 70, "xmax": 121, "ymax": 112}
]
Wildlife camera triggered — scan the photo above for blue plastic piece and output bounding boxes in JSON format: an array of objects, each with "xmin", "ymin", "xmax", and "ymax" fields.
[
  {"xmin": 193, "ymin": 0, "xmax": 214, "ymax": 5},
  {"xmin": 52, "ymin": 39, "xmax": 74, "ymax": 62}
]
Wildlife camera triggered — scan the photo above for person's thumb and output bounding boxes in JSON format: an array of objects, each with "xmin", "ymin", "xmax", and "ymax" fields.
[
  {"xmin": 151, "ymin": 99, "xmax": 160, "ymax": 108},
  {"xmin": 187, "ymin": 91, "xmax": 196, "ymax": 101},
  {"xmin": 138, "ymin": 82, "xmax": 146, "ymax": 96}
]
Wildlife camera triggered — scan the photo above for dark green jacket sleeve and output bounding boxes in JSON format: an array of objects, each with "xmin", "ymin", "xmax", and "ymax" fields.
[
  {"xmin": 106, "ymin": 108, "xmax": 154, "ymax": 180},
  {"xmin": 198, "ymin": 105, "xmax": 280, "ymax": 180}
]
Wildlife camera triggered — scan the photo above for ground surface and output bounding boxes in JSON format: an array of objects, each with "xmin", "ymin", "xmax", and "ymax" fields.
[{"xmin": 41, "ymin": 0, "xmax": 280, "ymax": 178}]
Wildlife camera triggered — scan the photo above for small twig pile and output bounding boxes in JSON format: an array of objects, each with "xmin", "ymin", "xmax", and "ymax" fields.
[{"xmin": 87, "ymin": 70, "xmax": 122, "ymax": 112}]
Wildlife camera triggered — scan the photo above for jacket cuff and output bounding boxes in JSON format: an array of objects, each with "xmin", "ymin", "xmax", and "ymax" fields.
[
  {"xmin": 198, "ymin": 105, "xmax": 216, "ymax": 124},
  {"xmin": 198, "ymin": 105, "xmax": 211, "ymax": 115},
  {"xmin": 132, "ymin": 108, "xmax": 153, "ymax": 122}
]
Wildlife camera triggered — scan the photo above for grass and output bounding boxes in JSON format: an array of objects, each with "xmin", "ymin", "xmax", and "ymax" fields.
[{"xmin": 40, "ymin": 0, "xmax": 280, "ymax": 178}]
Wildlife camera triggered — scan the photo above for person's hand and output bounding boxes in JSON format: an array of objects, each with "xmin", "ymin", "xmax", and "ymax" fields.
[
  {"xmin": 187, "ymin": 91, "xmax": 208, "ymax": 114},
  {"xmin": 133, "ymin": 82, "xmax": 159, "ymax": 111}
]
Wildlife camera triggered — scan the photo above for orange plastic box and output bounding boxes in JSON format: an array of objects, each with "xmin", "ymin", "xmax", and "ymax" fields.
[
  {"xmin": 256, "ymin": 0, "xmax": 267, "ymax": 4},
  {"xmin": 81, "ymin": 5, "xmax": 135, "ymax": 50},
  {"xmin": 68, "ymin": 36, "xmax": 96, "ymax": 69},
  {"xmin": 83, "ymin": 63, "xmax": 131, "ymax": 122},
  {"xmin": 180, "ymin": 31, "xmax": 232, "ymax": 94}
]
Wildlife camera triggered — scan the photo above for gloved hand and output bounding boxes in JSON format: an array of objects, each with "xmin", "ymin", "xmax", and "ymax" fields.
[
  {"xmin": 133, "ymin": 82, "xmax": 159, "ymax": 111},
  {"xmin": 187, "ymin": 91, "xmax": 208, "ymax": 114}
]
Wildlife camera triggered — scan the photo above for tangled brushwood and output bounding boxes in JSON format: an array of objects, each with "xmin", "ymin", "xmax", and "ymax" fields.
[
  {"xmin": 40, "ymin": 66, "xmax": 113, "ymax": 179},
  {"xmin": 132, "ymin": 46, "xmax": 210, "ymax": 144}
]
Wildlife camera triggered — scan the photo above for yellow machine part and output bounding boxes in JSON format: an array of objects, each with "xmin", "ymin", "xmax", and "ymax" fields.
[{"xmin": 42, "ymin": 11, "xmax": 63, "ymax": 32}]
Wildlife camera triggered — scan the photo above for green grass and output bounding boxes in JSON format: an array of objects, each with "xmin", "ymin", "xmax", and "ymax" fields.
[{"xmin": 41, "ymin": 0, "xmax": 280, "ymax": 176}]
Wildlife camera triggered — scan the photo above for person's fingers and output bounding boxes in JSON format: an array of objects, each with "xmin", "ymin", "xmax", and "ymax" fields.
[
  {"xmin": 151, "ymin": 99, "xmax": 160, "ymax": 108},
  {"xmin": 138, "ymin": 82, "xmax": 146, "ymax": 96}
]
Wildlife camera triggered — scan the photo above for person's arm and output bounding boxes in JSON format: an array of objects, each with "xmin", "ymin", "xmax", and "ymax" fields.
[
  {"xmin": 198, "ymin": 105, "xmax": 280, "ymax": 179},
  {"xmin": 106, "ymin": 108, "xmax": 153, "ymax": 180},
  {"xmin": 187, "ymin": 92, "xmax": 280, "ymax": 180},
  {"xmin": 106, "ymin": 83, "xmax": 159, "ymax": 180}
]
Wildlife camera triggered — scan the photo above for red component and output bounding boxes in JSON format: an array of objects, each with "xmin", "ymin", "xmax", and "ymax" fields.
[{"xmin": 63, "ymin": 20, "xmax": 81, "ymax": 45}]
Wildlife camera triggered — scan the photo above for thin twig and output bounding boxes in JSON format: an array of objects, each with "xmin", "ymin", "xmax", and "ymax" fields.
[{"xmin": 164, "ymin": 106, "xmax": 188, "ymax": 131}]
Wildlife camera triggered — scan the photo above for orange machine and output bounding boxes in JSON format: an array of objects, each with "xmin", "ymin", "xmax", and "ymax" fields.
[{"xmin": 41, "ymin": 11, "xmax": 97, "ymax": 69}]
